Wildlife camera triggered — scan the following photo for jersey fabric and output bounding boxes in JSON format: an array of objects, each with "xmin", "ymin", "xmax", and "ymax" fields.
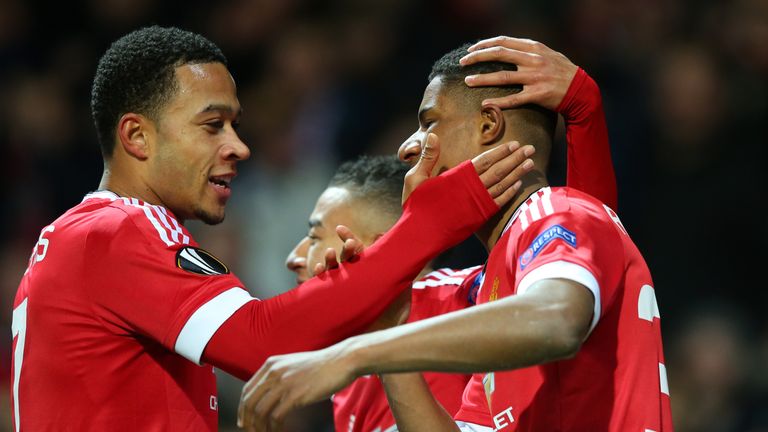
[
  {"xmin": 454, "ymin": 187, "xmax": 673, "ymax": 431},
  {"xmin": 557, "ymin": 67, "xmax": 617, "ymax": 210},
  {"xmin": 12, "ymin": 191, "xmax": 246, "ymax": 431},
  {"xmin": 11, "ymin": 160, "xmax": 501, "ymax": 431},
  {"xmin": 332, "ymin": 267, "xmax": 481, "ymax": 432}
]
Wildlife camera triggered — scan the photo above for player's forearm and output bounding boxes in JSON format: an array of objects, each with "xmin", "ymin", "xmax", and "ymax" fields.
[
  {"xmin": 558, "ymin": 68, "xmax": 618, "ymax": 209},
  {"xmin": 204, "ymin": 162, "xmax": 498, "ymax": 376},
  {"xmin": 341, "ymin": 284, "xmax": 589, "ymax": 376},
  {"xmin": 381, "ymin": 373, "xmax": 460, "ymax": 432}
]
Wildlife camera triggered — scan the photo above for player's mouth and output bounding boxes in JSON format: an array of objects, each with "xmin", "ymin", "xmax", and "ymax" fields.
[{"xmin": 208, "ymin": 173, "xmax": 235, "ymax": 200}]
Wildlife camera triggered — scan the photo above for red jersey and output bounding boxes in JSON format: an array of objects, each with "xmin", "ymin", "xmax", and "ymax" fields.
[
  {"xmin": 12, "ymin": 191, "xmax": 245, "ymax": 430},
  {"xmin": 333, "ymin": 267, "xmax": 481, "ymax": 432},
  {"xmin": 11, "ymin": 161, "xmax": 501, "ymax": 431},
  {"xmin": 454, "ymin": 187, "xmax": 673, "ymax": 431}
]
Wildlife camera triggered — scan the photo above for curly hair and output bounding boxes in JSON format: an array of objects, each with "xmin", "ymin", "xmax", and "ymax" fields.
[{"xmin": 91, "ymin": 26, "xmax": 227, "ymax": 158}]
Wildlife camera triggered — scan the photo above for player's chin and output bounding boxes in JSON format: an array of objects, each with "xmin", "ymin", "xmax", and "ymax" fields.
[{"xmin": 195, "ymin": 205, "xmax": 226, "ymax": 226}]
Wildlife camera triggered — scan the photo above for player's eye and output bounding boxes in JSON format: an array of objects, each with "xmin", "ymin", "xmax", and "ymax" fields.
[
  {"xmin": 204, "ymin": 120, "xmax": 224, "ymax": 132},
  {"xmin": 307, "ymin": 233, "xmax": 320, "ymax": 244}
]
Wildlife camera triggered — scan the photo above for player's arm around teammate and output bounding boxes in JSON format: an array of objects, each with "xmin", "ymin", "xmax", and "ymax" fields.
[
  {"xmin": 379, "ymin": 36, "xmax": 620, "ymax": 431},
  {"xmin": 237, "ymin": 36, "xmax": 622, "ymax": 432}
]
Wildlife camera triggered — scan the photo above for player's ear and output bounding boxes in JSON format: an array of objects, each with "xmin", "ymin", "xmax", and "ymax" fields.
[
  {"xmin": 479, "ymin": 104, "xmax": 505, "ymax": 147},
  {"xmin": 116, "ymin": 113, "xmax": 152, "ymax": 160}
]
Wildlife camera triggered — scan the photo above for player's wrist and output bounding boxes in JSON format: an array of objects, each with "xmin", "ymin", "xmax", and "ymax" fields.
[
  {"xmin": 336, "ymin": 334, "xmax": 376, "ymax": 378},
  {"xmin": 555, "ymin": 68, "xmax": 602, "ymax": 120}
]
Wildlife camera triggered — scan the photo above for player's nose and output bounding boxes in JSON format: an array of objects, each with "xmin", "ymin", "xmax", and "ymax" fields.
[
  {"xmin": 286, "ymin": 237, "xmax": 310, "ymax": 284},
  {"xmin": 398, "ymin": 131, "xmax": 423, "ymax": 166},
  {"xmin": 222, "ymin": 131, "xmax": 251, "ymax": 162}
]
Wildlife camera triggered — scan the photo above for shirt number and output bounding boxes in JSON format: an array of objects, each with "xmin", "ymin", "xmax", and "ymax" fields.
[{"xmin": 11, "ymin": 298, "xmax": 28, "ymax": 432}]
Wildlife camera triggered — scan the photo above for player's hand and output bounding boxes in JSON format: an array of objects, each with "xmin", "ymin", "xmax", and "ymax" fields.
[
  {"xmin": 238, "ymin": 347, "xmax": 355, "ymax": 431},
  {"xmin": 402, "ymin": 133, "xmax": 441, "ymax": 204},
  {"xmin": 312, "ymin": 225, "xmax": 365, "ymax": 275},
  {"xmin": 402, "ymin": 133, "xmax": 535, "ymax": 208},
  {"xmin": 460, "ymin": 36, "xmax": 578, "ymax": 110},
  {"xmin": 472, "ymin": 140, "xmax": 535, "ymax": 208}
]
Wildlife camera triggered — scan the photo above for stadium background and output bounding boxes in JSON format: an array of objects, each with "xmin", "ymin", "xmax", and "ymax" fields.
[{"xmin": 1, "ymin": 0, "xmax": 766, "ymax": 430}]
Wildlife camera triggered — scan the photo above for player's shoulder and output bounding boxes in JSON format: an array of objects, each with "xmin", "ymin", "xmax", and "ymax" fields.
[
  {"xmin": 412, "ymin": 266, "xmax": 481, "ymax": 301},
  {"xmin": 516, "ymin": 187, "xmax": 613, "ymax": 229},
  {"xmin": 412, "ymin": 266, "xmax": 481, "ymax": 290},
  {"xmin": 410, "ymin": 266, "xmax": 480, "ymax": 318},
  {"xmin": 80, "ymin": 191, "xmax": 194, "ymax": 249}
]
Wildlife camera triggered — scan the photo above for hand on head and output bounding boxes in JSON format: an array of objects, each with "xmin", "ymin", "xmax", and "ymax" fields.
[{"xmin": 460, "ymin": 36, "xmax": 578, "ymax": 111}]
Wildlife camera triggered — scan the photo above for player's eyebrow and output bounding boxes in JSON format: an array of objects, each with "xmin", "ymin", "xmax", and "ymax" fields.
[{"xmin": 199, "ymin": 104, "xmax": 243, "ymax": 117}]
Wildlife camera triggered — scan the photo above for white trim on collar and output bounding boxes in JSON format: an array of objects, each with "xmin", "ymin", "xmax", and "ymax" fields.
[{"xmin": 81, "ymin": 190, "xmax": 120, "ymax": 202}]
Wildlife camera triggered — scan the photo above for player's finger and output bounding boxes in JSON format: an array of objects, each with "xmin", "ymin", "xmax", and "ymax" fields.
[
  {"xmin": 471, "ymin": 140, "xmax": 520, "ymax": 178},
  {"xmin": 250, "ymin": 386, "xmax": 284, "ymax": 432},
  {"xmin": 468, "ymin": 36, "xmax": 544, "ymax": 53},
  {"xmin": 489, "ymin": 157, "xmax": 535, "ymax": 207},
  {"xmin": 402, "ymin": 133, "xmax": 440, "ymax": 204},
  {"xmin": 339, "ymin": 238, "xmax": 363, "ymax": 262},
  {"xmin": 464, "ymin": 70, "xmax": 535, "ymax": 88},
  {"xmin": 268, "ymin": 393, "xmax": 299, "ymax": 432},
  {"xmin": 238, "ymin": 377, "xmax": 258, "ymax": 427},
  {"xmin": 477, "ymin": 144, "xmax": 535, "ymax": 192},
  {"xmin": 324, "ymin": 248, "xmax": 339, "ymax": 269},
  {"xmin": 239, "ymin": 371, "xmax": 270, "ymax": 429},
  {"xmin": 313, "ymin": 262, "xmax": 326, "ymax": 275},
  {"xmin": 480, "ymin": 91, "xmax": 537, "ymax": 110},
  {"xmin": 336, "ymin": 225, "xmax": 361, "ymax": 244},
  {"xmin": 336, "ymin": 225, "xmax": 364, "ymax": 262},
  {"xmin": 460, "ymin": 47, "xmax": 542, "ymax": 67},
  {"xmin": 495, "ymin": 179, "xmax": 523, "ymax": 207}
]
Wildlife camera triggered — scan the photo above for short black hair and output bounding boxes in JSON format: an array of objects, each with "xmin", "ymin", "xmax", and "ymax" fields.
[
  {"xmin": 91, "ymin": 25, "xmax": 227, "ymax": 158},
  {"xmin": 428, "ymin": 42, "xmax": 522, "ymax": 103},
  {"xmin": 328, "ymin": 155, "xmax": 409, "ymax": 219},
  {"xmin": 429, "ymin": 42, "xmax": 557, "ymax": 162}
]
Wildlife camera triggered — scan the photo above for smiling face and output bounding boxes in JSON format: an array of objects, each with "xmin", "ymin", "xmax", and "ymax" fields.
[
  {"xmin": 146, "ymin": 62, "xmax": 250, "ymax": 224},
  {"xmin": 398, "ymin": 77, "xmax": 483, "ymax": 172}
]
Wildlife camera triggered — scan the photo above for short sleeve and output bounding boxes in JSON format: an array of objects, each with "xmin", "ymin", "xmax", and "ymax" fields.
[
  {"xmin": 454, "ymin": 374, "xmax": 493, "ymax": 426},
  {"xmin": 508, "ymin": 201, "xmax": 624, "ymax": 333},
  {"xmin": 85, "ymin": 207, "xmax": 253, "ymax": 364}
]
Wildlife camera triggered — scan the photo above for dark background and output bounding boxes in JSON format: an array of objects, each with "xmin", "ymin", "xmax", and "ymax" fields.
[{"xmin": 1, "ymin": 0, "xmax": 767, "ymax": 430}]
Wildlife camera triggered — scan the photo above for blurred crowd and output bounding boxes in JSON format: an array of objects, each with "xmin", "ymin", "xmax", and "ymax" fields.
[{"xmin": 1, "ymin": 0, "xmax": 767, "ymax": 430}]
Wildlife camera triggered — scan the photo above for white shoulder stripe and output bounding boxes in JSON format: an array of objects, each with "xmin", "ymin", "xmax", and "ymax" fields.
[
  {"xmin": 175, "ymin": 287, "xmax": 255, "ymax": 365},
  {"xmin": 541, "ymin": 187, "xmax": 554, "ymax": 215},
  {"xmin": 152, "ymin": 205, "xmax": 181, "ymax": 243},
  {"xmin": 158, "ymin": 206, "xmax": 190, "ymax": 244},
  {"xmin": 412, "ymin": 277, "xmax": 467, "ymax": 289},
  {"xmin": 517, "ymin": 260, "xmax": 601, "ymax": 334},
  {"xmin": 117, "ymin": 198, "xmax": 188, "ymax": 247},
  {"xmin": 136, "ymin": 202, "xmax": 174, "ymax": 247},
  {"xmin": 519, "ymin": 202, "xmax": 530, "ymax": 231},
  {"xmin": 528, "ymin": 193, "xmax": 542, "ymax": 220}
]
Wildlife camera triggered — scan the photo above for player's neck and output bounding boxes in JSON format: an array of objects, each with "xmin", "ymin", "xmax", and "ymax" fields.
[
  {"xmin": 97, "ymin": 166, "xmax": 162, "ymax": 208},
  {"xmin": 476, "ymin": 172, "xmax": 549, "ymax": 251}
]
